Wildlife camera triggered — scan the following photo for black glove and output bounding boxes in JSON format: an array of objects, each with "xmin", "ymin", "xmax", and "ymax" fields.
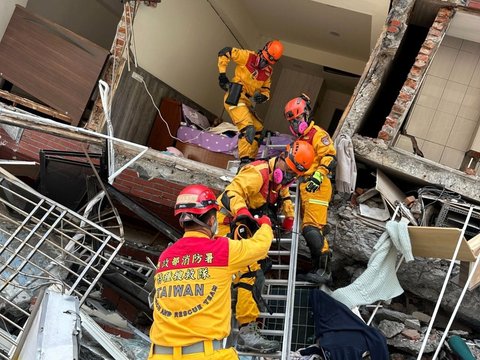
[
  {"xmin": 253, "ymin": 93, "xmax": 268, "ymax": 104},
  {"xmin": 218, "ymin": 73, "xmax": 229, "ymax": 91}
]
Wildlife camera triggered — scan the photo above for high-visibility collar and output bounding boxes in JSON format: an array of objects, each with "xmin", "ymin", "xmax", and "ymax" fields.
[
  {"xmin": 303, "ymin": 121, "xmax": 315, "ymax": 135},
  {"xmin": 182, "ymin": 230, "xmax": 210, "ymax": 239}
]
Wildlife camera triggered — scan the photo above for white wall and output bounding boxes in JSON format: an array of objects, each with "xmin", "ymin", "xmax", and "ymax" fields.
[
  {"xmin": 0, "ymin": 0, "xmax": 28, "ymax": 42},
  {"xmin": 133, "ymin": 1, "xmax": 246, "ymax": 116},
  {"xmin": 314, "ymin": 89, "xmax": 351, "ymax": 131}
]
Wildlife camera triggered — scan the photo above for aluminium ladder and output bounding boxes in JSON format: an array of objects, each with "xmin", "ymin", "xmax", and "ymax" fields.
[
  {"xmin": 235, "ymin": 130, "xmax": 310, "ymax": 358},
  {"xmin": 234, "ymin": 181, "xmax": 301, "ymax": 359}
]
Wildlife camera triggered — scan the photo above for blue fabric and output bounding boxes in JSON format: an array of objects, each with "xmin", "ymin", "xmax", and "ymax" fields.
[{"xmin": 310, "ymin": 289, "xmax": 389, "ymax": 360}]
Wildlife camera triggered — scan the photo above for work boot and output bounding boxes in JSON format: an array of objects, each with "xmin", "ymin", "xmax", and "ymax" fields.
[
  {"xmin": 305, "ymin": 268, "xmax": 332, "ymax": 284},
  {"xmin": 236, "ymin": 322, "xmax": 280, "ymax": 353},
  {"xmin": 306, "ymin": 251, "xmax": 332, "ymax": 285}
]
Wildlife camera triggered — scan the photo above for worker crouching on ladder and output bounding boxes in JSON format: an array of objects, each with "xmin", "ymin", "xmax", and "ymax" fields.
[
  {"xmin": 217, "ymin": 40, "xmax": 283, "ymax": 169},
  {"xmin": 217, "ymin": 140, "xmax": 315, "ymax": 353},
  {"xmin": 149, "ymin": 185, "xmax": 274, "ymax": 360},
  {"xmin": 284, "ymin": 94, "xmax": 337, "ymax": 284}
]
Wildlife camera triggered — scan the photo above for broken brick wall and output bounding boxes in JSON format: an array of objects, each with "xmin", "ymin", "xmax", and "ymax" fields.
[
  {"xmin": 378, "ymin": 7, "xmax": 455, "ymax": 142},
  {"xmin": 0, "ymin": 127, "xmax": 183, "ymax": 209}
]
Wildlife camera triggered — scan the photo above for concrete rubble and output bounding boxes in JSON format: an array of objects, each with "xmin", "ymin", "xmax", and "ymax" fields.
[{"xmin": 1, "ymin": 0, "xmax": 480, "ymax": 358}]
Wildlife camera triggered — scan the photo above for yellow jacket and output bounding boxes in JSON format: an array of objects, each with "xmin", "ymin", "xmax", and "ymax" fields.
[
  {"xmin": 218, "ymin": 48, "xmax": 272, "ymax": 101},
  {"xmin": 300, "ymin": 122, "xmax": 336, "ymax": 177},
  {"xmin": 218, "ymin": 159, "xmax": 294, "ymax": 218},
  {"xmin": 149, "ymin": 227, "xmax": 273, "ymax": 346}
]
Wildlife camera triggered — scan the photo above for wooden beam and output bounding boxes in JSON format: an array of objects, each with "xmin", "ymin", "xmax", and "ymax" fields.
[
  {"xmin": 0, "ymin": 112, "xmax": 103, "ymax": 145},
  {"xmin": 0, "ymin": 89, "xmax": 72, "ymax": 123}
]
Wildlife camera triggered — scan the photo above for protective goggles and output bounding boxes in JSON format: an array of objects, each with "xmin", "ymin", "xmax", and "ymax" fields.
[
  {"xmin": 264, "ymin": 50, "xmax": 278, "ymax": 63},
  {"xmin": 175, "ymin": 199, "xmax": 218, "ymax": 211}
]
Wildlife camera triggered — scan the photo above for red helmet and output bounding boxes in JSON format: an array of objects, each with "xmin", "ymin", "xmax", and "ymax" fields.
[
  {"xmin": 261, "ymin": 40, "xmax": 284, "ymax": 64},
  {"xmin": 285, "ymin": 140, "xmax": 315, "ymax": 175},
  {"xmin": 284, "ymin": 94, "xmax": 311, "ymax": 122},
  {"xmin": 174, "ymin": 184, "xmax": 219, "ymax": 216}
]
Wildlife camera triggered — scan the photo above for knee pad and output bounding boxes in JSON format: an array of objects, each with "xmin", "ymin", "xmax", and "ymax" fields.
[
  {"xmin": 302, "ymin": 225, "xmax": 325, "ymax": 259},
  {"xmin": 239, "ymin": 125, "xmax": 256, "ymax": 144}
]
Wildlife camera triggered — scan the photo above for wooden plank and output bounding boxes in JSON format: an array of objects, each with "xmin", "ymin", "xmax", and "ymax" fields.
[
  {"xmin": 0, "ymin": 161, "xmax": 39, "ymax": 179},
  {"xmin": 0, "ymin": 90, "xmax": 72, "ymax": 123},
  {"xmin": 0, "ymin": 6, "xmax": 108, "ymax": 124},
  {"xmin": 408, "ymin": 226, "xmax": 476, "ymax": 262},
  {"xmin": 376, "ymin": 169, "xmax": 406, "ymax": 208},
  {"xmin": 461, "ymin": 234, "xmax": 480, "ymax": 290}
]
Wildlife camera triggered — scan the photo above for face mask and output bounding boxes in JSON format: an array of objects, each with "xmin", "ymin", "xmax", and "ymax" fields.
[
  {"xmin": 257, "ymin": 55, "xmax": 268, "ymax": 69},
  {"xmin": 281, "ymin": 171, "xmax": 296, "ymax": 186},
  {"xmin": 290, "ymin": 118, "xmax": 308, "ymax": 136},
  {"xmin": 273, "ymin": 168, "xmax": 283, "ymax": 184}
]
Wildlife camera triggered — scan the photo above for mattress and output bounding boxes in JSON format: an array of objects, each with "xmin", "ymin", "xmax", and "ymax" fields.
[{"xmin": 176, "ymin": 125, "xmax": 293, "ymax": 158}]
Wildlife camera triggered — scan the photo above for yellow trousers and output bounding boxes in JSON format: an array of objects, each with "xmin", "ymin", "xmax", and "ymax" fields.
[
  {"xmin": 217, "ymin": 211, "xmax": 260, "ymax": 325},
  {"xmin": 300, "ymin": 176, "xmax": 332, "ymax": 251},
  {"xmin": 224, "ymin": 97, "xmax": 263, "ymax": 159}
]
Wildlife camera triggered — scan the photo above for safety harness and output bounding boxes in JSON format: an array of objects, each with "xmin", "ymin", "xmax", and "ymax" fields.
[{"xmin": 231, "ymin": 221, "xmax": 273, "ymax": 315}]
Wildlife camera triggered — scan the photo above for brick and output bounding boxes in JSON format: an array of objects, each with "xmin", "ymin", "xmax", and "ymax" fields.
[
  {"xmin": 398, "ymin": 91, "xmax": 412, "ymax": 102},
  {"xmin": 416, "ymin": 54, "xmax": 429, "ymax": 63},
  {"xmin": 392, "ymin": 103, "xmax": 406, "ymax": 114},
  {"xmin": 405, "ymin": 78, "xmax": 417, "ymax": 90},
  {"xmin": 404, "ymin": 196, "xmax": 416, "ymax": 206},
  {"xmin": 428, "ymin": 28, "xmax": 442, "ymax": 37},
  {"xmin": 423, "ymin": 39, "xmax": 436, "ymax": 50},
  {"xmin": 378, "ymin": 130, "xmax": 391, "ymax": 141},
  {"xmin": 469, "ymin": 2, "xmax": 480, "ymax": 10},
  {"xmin": 387, "ymin": 25, "xmax": 399, "ymax": 34},
  {"xmin": 414, "ymin": 59, "xmax": 427, "ymax": 68},
  {"xmin": 390, "ymin": 19, "xmax": 401, "ymax": 27},
  {"xmin": 437, "ymin": 8, "xmax": 453, "ymax": 18},
  {"xmin": 385, "ymin": 116, "xmax": 398, "ymax": 128},
  {"xmin": 419, "ymin": 46, "xmax": 432, "ymax": 56},
  {"xmin": 98, "ymin": 321, "xmax": 134, "ymax": 339},
  {"xmin": 432, "ymin": 21, "xmax": 445, "ymax": 31},
  {"xmin": 409, "ymin": 66, "xmax": 422, "ymax": 79}
]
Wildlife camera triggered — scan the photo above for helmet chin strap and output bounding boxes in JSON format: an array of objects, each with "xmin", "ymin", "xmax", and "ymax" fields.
[{"xmin": 180, "ymin": 213, "xmax": 216, "ymax": 235}]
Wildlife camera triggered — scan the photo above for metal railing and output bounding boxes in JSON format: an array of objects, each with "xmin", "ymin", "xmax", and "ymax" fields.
[{"xmin": 0, "ymin": 168, "xmax": 124, "ymax": 359}]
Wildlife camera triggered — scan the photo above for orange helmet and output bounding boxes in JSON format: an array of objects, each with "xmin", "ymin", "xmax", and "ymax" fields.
[
  {"xmin": 284, "ymin": 94, "xmax": 311, "ymax": 122},
  {"xmin": 284, "ymin": 140, "xmax": 315, "ymax": 175},
  {"xmin": 174, "ymin": 184, "xmax": 218, "ymax": 216},
  {"xmin": 261, "ymin": 40, "xmax": 284, "ymax": 64}
]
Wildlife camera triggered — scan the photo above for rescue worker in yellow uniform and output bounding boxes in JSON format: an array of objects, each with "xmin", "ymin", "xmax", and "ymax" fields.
[
  {"xmin": 284, "ymin": 94, "xmax": 337, "ymax": 284},
  {"xmin": 217, "ymin": 140, "xmax": 315, "ymax": 353},
  {"xmin": 217, "ymin": 40, "xmax": 284, "ymax": 168},
  {"xmin": 149, "ymin": 184, "xmax": 273, "ymax": 360}
]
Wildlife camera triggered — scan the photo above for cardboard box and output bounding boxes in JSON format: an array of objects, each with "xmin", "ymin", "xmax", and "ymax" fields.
[{"xmin": 175, "ymin": 142, "xmax": 235, "ymax": 169}]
